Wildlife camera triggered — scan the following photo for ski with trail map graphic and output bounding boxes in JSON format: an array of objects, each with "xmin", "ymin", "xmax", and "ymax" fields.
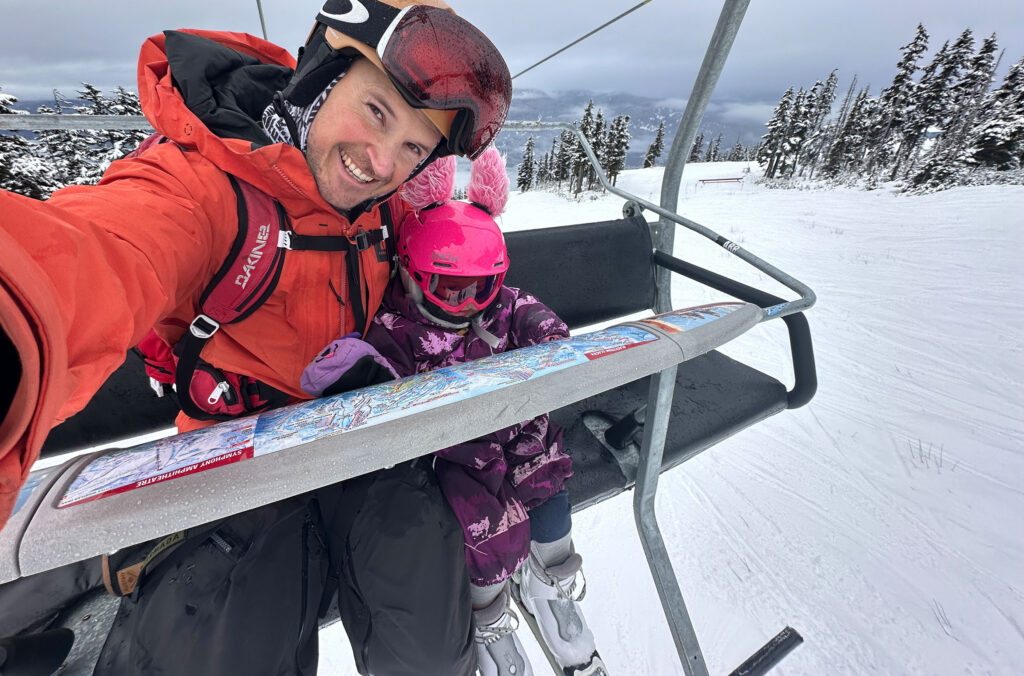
[{"xmin": 2, "ymin": 302, "xmax": 763, "ymax": 584}]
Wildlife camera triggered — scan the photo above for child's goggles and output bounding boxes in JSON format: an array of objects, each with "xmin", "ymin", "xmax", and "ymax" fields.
[
  {"xmin": 419, "ymin": 272, "xmax": 504, "ymax": 314},
  {"xmin": 319, "ymin": 0, "xmax": 511, "ymax": 160}
]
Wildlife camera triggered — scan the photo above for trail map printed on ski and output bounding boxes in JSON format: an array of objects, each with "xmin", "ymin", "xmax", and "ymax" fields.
[
  {"xmin": 254, "ymin": 323, "xmax": 658, "ymax": 455},
  {"xmin": 55, "ymin": 324, "xmax": 661, "ymax": 507},
  {"xmin": 13, "ymin": 470, "xmax": 51, "ymax": 517},
  {"xmin": 640, "ymin": 303, "xmax": 739, "ymax": 334},
  {"xmin": 46, "ymin": 303, "xmax": 746, "ymax": 510},
  {"xmin": 59, "ymin": 419, "xmax": 257, "ymax": 507}
]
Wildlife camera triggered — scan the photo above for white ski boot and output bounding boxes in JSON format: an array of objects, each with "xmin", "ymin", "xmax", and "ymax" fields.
[
  {"xmin": 515, "ymin": 545, "xmax": 608, "ymax": 675},
  {"xmin": 474, "ymin": 583, "xmax": 534, "ymax": 676}
]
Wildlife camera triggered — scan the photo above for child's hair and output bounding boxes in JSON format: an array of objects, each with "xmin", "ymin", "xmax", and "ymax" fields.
[{"xmin": 397, "ymin": 147, "xmax": 511, "ymax": 327}]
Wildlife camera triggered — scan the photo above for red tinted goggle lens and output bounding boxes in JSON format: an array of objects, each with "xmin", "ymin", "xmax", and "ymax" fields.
[
  {"xmin": 380, "ymin": 6, "xmax": 511, "ymax": 160},
  {"xmin": 425, "ymin": 273, "xmax": 502, "ymax": 312}
]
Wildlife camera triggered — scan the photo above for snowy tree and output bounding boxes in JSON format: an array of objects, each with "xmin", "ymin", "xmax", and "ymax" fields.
[
  {"xmin": 899, "ymin": 30, "xmax": 975, "ymax": 178},
  {"xmin": 820, "ymin": 74, "xmax": 858, "ymax": 172},
  {"xmin": 822, "ymin": 86, "xmax": 875, "ymax": 177},
  {"xmin": 758, "ymin": 86, "xmax": 794, "ymax": 178},
  {"xmin": 536, "ymin": 150, "xmax": 549, "ymax": 186},
  {"xmin": 604, "ymin": 114, "xmax": 631, "ymax": 186},
  {"xmin": 799, "ymin": 70, "xmax": 839, "ymax": 178},
  {"xmin": 703, "ymin": 133, "xmax": 722, "ymax": 163},
  {"xmin": 68, "ymin": 83, "xmax": 116, "ymax": 184},
  {"xmin": 539, "ymin": 136, "xmax": 559, "ymax": 186},
  {"xmin": 868, "ymin": 24, "xmax": 930, "ymax": 175},
  {"xmin": 906, "ymin": 32, "xmax": 1005, "ymax": 189},
  {"xmin": 74, "ymin": 83, "xmax": 150, "ymax": 185},
  {"xmin": 0, "ymin": 86, "xmax": 50, "ymax": 198},
  {"xmin": 969, "ymin": 56, "xmax": 1024, "ymax": 170},
  {"xmin": 589, "ymin": 109, "xmax": 607, "ymax": 190},
  {"xmin": 555, "ymin": 128, "xmax": 576, "ymax": 189},
  {"xmin": 910, "ymin": 33, "xmax": 1001, "ymax": 186},
  {"xmin": 33, "ymin": 91, "xmax": 85, "ymax": 194},
  {"xmin": 573, "ymin": 101, "xmax": 597, "ymax": 194},
  {"xmin": 778, "ymin": 88, "xmax": 810, "ymax": 177},
  {"xmin": 644, "ymin": 120, "xmax": 666, "ymax": 168},
  {"xmin": 726, "ymin": 139, "xmax": 745, "ymax": 162},
  {"xmin": 548, "ymin": 137, "xmax": 558, "ymax": 178},
  {"xmin": 689, "ymin": 131, "xmax": 705, "ymax": 163},
  {"xmin": 517, "ymin": 136, "xmax": 536, "ymax": 192},
  {"xmin": 905, "ymin": 143, "xmax": 971, "ymax": 192},
  {"xmin": 107, "ymin": 86, "xmax": 149, "ymax": 158}
]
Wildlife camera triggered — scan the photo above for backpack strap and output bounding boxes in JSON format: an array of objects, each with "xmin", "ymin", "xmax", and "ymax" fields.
[
  {"xmin": 381, "ymin": 201, "xmax": 398, "ymax": 268},
  {"xmin": 172, "ymin": 174, "xmax": 393, "ymax": 421},
  {"xmin": 174, "ymin": 175, "xmax": 291, "ymax": 420},
  {"xmin": 280, "ymin": 216, "xmax": 392, "ymax": 335},
  {"xmin": 279, "ymin": 228, "xmax": 388, "ymax": 252}
]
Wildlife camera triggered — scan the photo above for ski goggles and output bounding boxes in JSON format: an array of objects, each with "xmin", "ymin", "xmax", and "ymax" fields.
[
  {"xmin": 419, "ymin": 272, "xmax": 504, "ymax": 314},
  {"xmin": 319, "ymin": 0, "xmax": 511, "ymax": 160}
]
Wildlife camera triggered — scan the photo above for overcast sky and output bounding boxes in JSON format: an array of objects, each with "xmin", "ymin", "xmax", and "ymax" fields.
[{"xmin": 1, "ymin": 0, "xmax": 1022, "ymax": 127}]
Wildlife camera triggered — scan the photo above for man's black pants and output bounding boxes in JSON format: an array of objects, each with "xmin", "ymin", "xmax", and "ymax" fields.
[{"xmin": 1, "ymin": 459, "xmax": 475, "ymax": 675}]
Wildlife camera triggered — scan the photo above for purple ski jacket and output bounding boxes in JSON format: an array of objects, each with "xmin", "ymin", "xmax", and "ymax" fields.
[{"xmin": 364, "ymin": 281, "xmax": 573, "ymax": 586}]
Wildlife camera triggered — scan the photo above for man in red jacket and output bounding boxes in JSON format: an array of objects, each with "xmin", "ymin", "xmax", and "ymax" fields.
[{"xmin": 0, "ymin": 1, "xmax": 511, "ymax": 673}]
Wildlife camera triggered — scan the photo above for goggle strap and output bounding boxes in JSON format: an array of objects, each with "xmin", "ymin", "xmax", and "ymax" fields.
[
  {"xmin": 376, "ymin": 6, "xmax": 412, "ymax": 58},
  {"xmin": 317, "ymin": 0, "xmax": 401, "ymax": 50}
]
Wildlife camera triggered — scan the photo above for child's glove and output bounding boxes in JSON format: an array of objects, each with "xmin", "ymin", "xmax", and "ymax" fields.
[{"xmin": 301, "ymin": 333, "xmax": 399, "ymax": 397}]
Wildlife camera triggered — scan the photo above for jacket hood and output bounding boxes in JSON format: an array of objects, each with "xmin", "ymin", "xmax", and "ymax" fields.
[
  {"xmin": 163, "ymin": 30, "xmax": 291, "ymax": 146},
  {"xmin": 137, "ymin": 29, "xmax": 344, "ymax": 213}
]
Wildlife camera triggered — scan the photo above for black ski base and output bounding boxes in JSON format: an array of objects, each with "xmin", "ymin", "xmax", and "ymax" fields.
[{"xmin": 729, "ymin": 625, "xmax": 803, "ymax": 676}]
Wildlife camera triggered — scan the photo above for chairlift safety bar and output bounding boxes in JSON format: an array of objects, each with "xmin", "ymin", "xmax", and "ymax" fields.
[
  {"xmin": 0, "ymin": 115, "xmax": 154, "ymax": 131},
  {"xmin": 502, "ymin": 120, "xmax": 816, "ymax": 322}
]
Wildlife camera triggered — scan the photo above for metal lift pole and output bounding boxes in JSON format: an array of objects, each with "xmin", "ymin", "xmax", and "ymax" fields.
[
  {"xmin": 655, "ymin": 0, "xmax": 751, "ymax": 313},
  {"xmin": 636, "ymin": 1, "xmax": 752, "ymax": 674}
]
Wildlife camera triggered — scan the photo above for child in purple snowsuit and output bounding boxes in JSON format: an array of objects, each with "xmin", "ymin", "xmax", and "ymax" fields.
[{"xmin": 301, "ymin": 149, "xmax": 606, "ymax": 676}]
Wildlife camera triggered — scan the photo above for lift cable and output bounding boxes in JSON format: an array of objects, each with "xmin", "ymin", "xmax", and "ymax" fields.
[
  {"xmin": 511, "ymin": 0, "xmax": 655, "ymax": 80},
  {"xmin": 256, "ymin": 0, "xmax": 269, "ymax": 41}
]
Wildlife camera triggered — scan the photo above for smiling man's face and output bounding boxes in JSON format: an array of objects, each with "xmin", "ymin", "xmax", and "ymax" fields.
[{"xmin": 304, "ymin": 57, "xmax": 442, "ymax": 210}]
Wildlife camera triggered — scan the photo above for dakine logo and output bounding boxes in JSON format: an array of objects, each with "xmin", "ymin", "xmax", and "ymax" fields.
[
  {"xmin": 235, "ymin": 225, "xmax": 272, "ymax": 289},
  {"xmin": 319, "ymin": 0, "xmax": 369, "ymax": 23}
]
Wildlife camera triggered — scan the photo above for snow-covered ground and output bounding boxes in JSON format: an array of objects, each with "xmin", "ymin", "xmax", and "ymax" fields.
[{"xmin": 321, "ymin": 162, "xmax": 1024, "ymax": 675}]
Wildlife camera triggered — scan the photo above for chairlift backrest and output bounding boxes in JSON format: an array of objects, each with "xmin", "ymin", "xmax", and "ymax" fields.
[{"xmin": 504, "ymin": 215, "xmax": 656, "ymax": 330}]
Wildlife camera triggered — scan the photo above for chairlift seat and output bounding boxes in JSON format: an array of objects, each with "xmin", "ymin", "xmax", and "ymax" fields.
[
  {"xmin": 40, "ymin": 213, "xmax": 797, "ymax": 514},
  {"xmin": 18, "ymin": 214, "xmax": 797, "ymax": 675},
  {"xmin": 504, "ymin": 214, "xmax": 791, "ymax": 510}
]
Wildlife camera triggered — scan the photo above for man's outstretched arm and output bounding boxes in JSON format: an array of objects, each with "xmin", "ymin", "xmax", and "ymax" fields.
[{"xmin": 0, "ymin": 144, "xmax": 236, "ymax": 528}]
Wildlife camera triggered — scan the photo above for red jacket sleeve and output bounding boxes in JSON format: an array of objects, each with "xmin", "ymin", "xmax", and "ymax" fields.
[{"xmin": 0, "ymin": 143, "xmax": 237, "ymax": 528}]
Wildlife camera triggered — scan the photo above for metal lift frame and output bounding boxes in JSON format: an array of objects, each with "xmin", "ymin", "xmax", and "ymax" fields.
[{"xmin": 507, "ymin": 1, "xmax": 813, "ymax": 672}]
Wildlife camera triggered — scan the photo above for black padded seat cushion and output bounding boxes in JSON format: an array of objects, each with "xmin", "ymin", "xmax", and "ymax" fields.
[{"xmin": 560, "ymin": 350, "xmax": 788, "ymax": 511}]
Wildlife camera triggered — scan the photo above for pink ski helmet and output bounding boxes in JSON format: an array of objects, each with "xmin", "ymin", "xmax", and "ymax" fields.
[{"xmin": 399, "ymin": 202, "xmax": 509, "ymax": 315}]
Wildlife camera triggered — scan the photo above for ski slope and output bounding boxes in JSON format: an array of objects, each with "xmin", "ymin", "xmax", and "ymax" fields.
[{"xmin": 319, "ymin": 162, "xmax": 1024, "ymax": 675}]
